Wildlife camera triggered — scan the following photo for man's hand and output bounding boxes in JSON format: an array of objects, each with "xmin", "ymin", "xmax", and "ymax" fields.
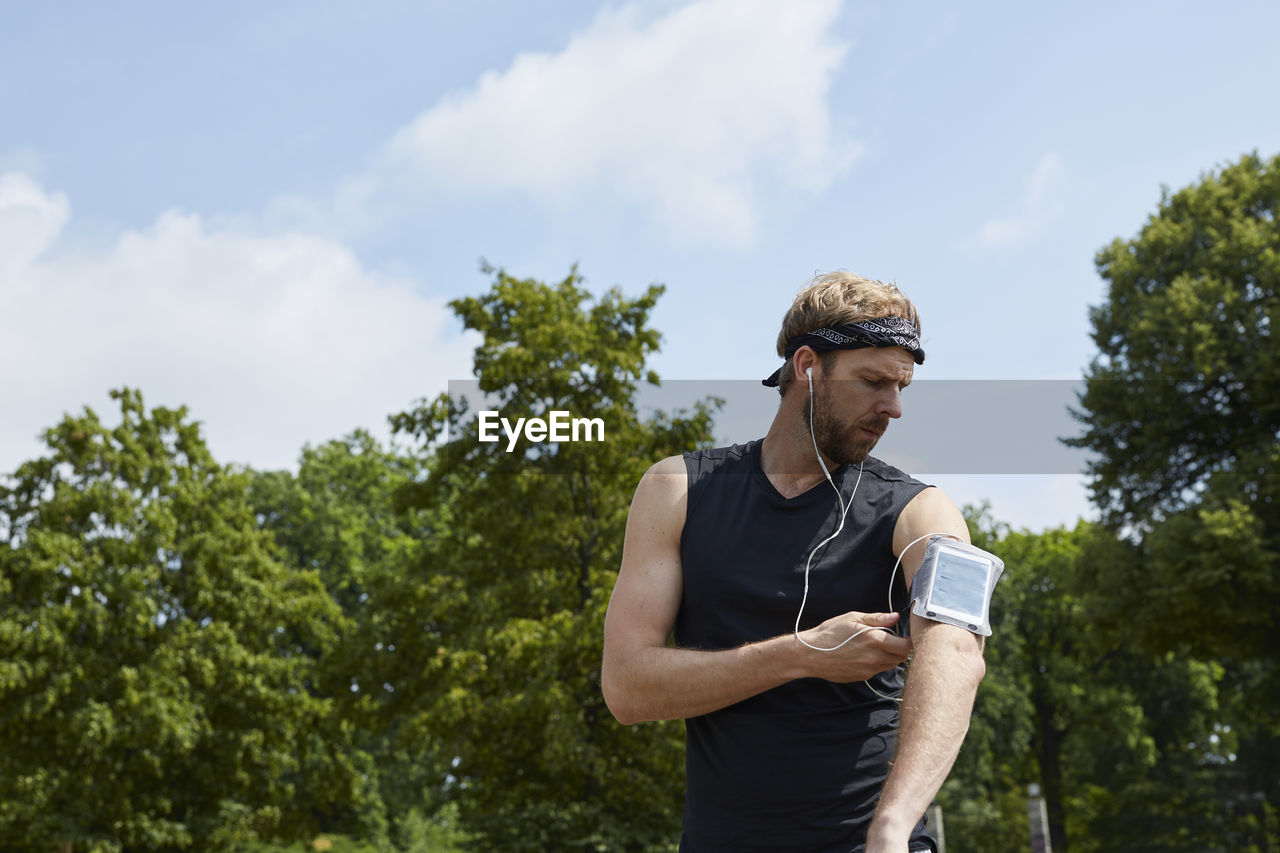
[{"xmin": 797, "ymin": 611, "xmax": 911, "ymax": 682}]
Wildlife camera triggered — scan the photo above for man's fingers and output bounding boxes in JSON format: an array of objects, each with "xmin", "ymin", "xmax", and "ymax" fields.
[
  {"xmin": 850, "ymin": 612, "xmax": 910, "ymax": 659},
  {"xmin": 878, "ymin": 633, "xmax": 912, "ymax": 658},
  {"xmin": 858, "ymin": 611, "xmax": 900, "ymax": 628}
]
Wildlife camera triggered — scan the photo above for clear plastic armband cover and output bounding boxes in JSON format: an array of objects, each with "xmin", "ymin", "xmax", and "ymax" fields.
[{"xmin": 909, "ymin": 536, "xmax": 1005, "ymax": 636}]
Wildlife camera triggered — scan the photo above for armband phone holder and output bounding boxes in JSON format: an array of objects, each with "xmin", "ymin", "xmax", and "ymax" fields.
[{"xmin": 910, "ymin": 536, "xmax": 1004, "ymax": 636}]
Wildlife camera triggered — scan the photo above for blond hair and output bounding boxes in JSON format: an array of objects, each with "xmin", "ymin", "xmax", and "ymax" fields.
[{"xmin": 774, "ymin": 271, "xmax": 922, "ymax": 395}]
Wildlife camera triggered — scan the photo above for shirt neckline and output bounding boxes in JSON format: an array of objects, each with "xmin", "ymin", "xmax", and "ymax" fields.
[{"xmin": 748, "ymin": 438, "xmax": 853, "ymax": 507}]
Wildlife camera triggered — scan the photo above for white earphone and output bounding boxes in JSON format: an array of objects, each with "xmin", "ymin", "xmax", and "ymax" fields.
[{"xmin": 796, "ymin": 357, "xmax": 903, "ymax": 701}]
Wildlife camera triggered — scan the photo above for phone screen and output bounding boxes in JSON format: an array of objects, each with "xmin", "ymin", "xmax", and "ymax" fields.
[{"xmin": 929, "ymin": 549, "xmax": 991, "ymax": 619}]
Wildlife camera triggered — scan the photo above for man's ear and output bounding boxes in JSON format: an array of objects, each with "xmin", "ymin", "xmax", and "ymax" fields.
[{"xmin": 793, "ymin": 346, "xmax": 819, "ymax": 380}]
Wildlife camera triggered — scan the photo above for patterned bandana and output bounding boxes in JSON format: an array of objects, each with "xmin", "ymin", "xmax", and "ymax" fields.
[{"xmin": 761, "ymin": 317, "xmax": 925, "ymax": 386}]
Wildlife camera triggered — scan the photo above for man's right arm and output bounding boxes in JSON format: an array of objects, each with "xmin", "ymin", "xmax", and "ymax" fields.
[{"xmin": 601, "ymin": 455, "xmax": 910, "ymax": 725}]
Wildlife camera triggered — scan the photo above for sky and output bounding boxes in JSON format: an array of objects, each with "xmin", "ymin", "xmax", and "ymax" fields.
[{"xmin": 3, "ymin": 0, "xmax": 1278, "ymax": 532}]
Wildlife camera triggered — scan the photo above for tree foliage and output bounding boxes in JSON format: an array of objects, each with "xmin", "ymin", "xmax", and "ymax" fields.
[
  {"xmin": 1066, "ymin": 150, "xmax": 1279, "ymax": 849},
  {"xmin": 0, "ymin": 390, "xmax": 380, "ymax": 851},
  {"xmin": 942, "ymin": 515, "xmax": 1242, "ymax": 852},
  {"xmin": 387, "ymin": 266, "xmax": 718, "ymax": 851},
  {"xmin": 248, "ymin": 431, "xmax": 435, "ymax": 841},
  {"xmin": 1072, "ymin": 150, "xmax": 1279, "ymax": 529}
]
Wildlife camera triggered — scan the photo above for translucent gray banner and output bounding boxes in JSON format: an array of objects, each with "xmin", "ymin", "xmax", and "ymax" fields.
[{"xmin": 442, "ymin": 379, "xmax": 1093, "ymax": 475}]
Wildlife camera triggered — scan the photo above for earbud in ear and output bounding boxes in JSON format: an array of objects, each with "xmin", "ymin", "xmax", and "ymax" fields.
[{"xmin": 805, "ymin": 367, "xmax": 812, "ymax": 377}]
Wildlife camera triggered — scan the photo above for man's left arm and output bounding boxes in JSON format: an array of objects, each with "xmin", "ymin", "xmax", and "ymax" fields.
[{"xmin": 866, "ymin": 486, "xmax": 988, "ymax": 852}]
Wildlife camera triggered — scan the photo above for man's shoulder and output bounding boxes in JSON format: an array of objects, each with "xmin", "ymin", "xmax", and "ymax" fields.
[
  {"xmin": 635, "ymin": 441, "xmax": 759, "ymax": 504},
  {"xmin": 859, "ymin": 454, "xmax": 930, "ymax": 488},
  {"xmin": 683, "ymin": 439, "xmax": 761, "ymax": 475}
]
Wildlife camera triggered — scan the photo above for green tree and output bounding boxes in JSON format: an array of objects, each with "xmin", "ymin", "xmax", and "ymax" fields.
[
  {"xmin": 1074, "ymin": 151, "xmax": 1279, "ymax": 531},
  {"xmin": 0, "ymin": 389, "xmax": 381, "ymax": 851},
  {"xmin": 249, "ymin": 430, "xmax": 425, "ymax": 618},
  {"xmin": 1069, "ymin": 150, "xmax": 1279, "ymax": 846},
  {"xmin": 1070, "ymin": 150, "xmax": 1279, "ymax": 659},
  {"xmin": 941, "ymin": 518, "xmax": 1234, "ymax": 852},
  {"xmin": 248, "ymin": 432, "xmax": 457, "ymax": 845},
  {"xmin": 388, "ymin": 266, "xmax": 718, "ymax": 851}
]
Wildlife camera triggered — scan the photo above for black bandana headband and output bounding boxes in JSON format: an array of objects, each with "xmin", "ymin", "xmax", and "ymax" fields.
[{"xmin": 762, "ymin": 317, "xmax": 925, "ymax": 387}]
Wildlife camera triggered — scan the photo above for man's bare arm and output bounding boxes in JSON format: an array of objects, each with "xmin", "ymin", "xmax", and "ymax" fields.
[
  {"xmin": 866, "ymin": 487, "xmax": 987, "ymax": 852},
  {"xmin": 601, "ymin": 456, "xmax": 911, "ymax": 725}
]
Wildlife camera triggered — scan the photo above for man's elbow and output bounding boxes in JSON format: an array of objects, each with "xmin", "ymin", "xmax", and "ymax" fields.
[
  {"xmin": 917, "ymin": 620, "xmax": 987, "ymax": 691},
  {"xmin": 601, "ymin": 666, "xmax": 645, "ymax": 726},
  {"xmin": 954, "ymin": 632, "xmax": 987, "ymax": 693},
  {"xmin": 963, "ymin": 646, "xmax": 987, "ymax": 692},
  {"xmin": 603, "ymin": 690, "xmax": 641, "ymax": 727}
]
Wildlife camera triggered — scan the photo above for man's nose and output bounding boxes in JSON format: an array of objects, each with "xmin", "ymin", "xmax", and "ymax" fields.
[{"xmin": 879, "ymin": 387, "xmax": 904, "ymax": 419}]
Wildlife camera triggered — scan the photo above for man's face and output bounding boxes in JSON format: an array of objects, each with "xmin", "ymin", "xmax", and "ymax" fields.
[{"xmin": 803, "ymin": 347, "xmax": 915, "ymax": 465}]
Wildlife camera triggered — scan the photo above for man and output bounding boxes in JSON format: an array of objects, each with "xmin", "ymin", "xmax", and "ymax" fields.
[{"xmin": 601, "ymin": 272, "xmax": 987, "ymax": 852}]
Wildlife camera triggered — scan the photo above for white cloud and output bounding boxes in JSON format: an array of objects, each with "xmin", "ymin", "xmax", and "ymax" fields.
[
  {"xmin": 0, "ymin": 172, "xmax": 68, "ymax": 278},
  {"xmin": 1, "ymin": 172, "xmax": 476, "ymax": 475},
  {"xmin": 371, "ymin": 0, "xmax": 857, "ymax": 249},
  {"xmin": 967, "ymin": 153, "xmax": 1067, "ymax": 249}
]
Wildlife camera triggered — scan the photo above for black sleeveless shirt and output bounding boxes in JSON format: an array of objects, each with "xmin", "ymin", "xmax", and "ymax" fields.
[{"xmin": 675, "ymin": 439, "xmax": 935, "ymax": 852}]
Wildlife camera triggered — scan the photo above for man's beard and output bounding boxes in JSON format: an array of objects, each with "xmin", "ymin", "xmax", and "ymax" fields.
[{"xmin": 805, "ymin": 382, "xmax": 889, "ymax": 466}]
